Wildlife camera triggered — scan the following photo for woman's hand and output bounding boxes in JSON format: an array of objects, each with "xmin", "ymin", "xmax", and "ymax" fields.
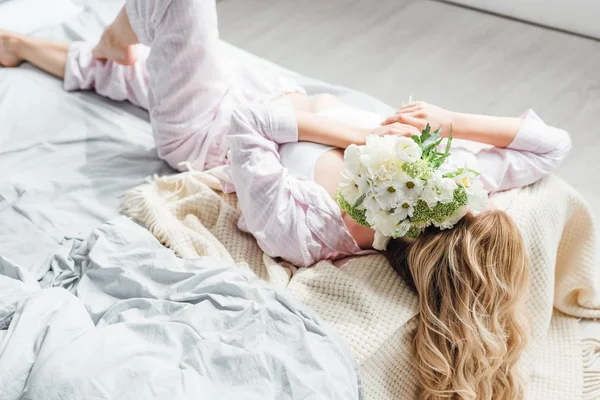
[
  {"xmin": 381, "ymin": 102, "xmax": 457, "ymax": 137},
  {"xmin": 369, "ymin": 122, "xmax": 422, "ymax": 140}
]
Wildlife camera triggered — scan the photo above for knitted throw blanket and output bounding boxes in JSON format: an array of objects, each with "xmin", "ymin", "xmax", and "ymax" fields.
[{"xmin": 123, "ymin": 172, "xmax": 600, "ymax": 400}]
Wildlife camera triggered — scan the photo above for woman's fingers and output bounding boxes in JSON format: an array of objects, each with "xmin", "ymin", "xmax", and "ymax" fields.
[
  {"xmin": 393, "ymin": 114, "xmax": 427, "ymax": 131},
  {"xmin": 382, "ymin": 108, "xmax": 427, "ymax": 125},
  {"xmin": 397, "ymin": 102, "xmax": 421, "ymax": 113},
  {"xmin": 377, "ymin": 122, "xmax": 421, "ymax": 137}
]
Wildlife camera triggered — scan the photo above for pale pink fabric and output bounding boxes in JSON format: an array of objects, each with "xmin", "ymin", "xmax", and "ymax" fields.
[
  {"xmin": 227, "ymin": 105, "xmax": 370, "ymax": 267},
  {"xmin": 64, "ymin": 0, "xmax": 304, "ymax": 171},
  {"xmin": 449, "ymin": 109, "xmax": 572, "ymax": 193},
  {"xmin": 62, "ymin": 0, "xmax": 572, "ymax": 267}
]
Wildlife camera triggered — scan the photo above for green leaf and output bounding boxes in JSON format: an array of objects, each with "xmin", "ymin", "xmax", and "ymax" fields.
[
  {"xmin": 419, "ymin": 124, "xmax": 432, "ymax": 144},
  {"xmin": 411, "ymin": 135, "xmax": 421, "ymax": 146},
  {"xmin": 353, "ymin": 193, "xmax": 367, "ymax": 208},
  {"xmin": 444, "ymin": 125, "xmax": 453, "ymax": 156},
  {"xmin": 442, "ymin": 167, "xmax": 464, "ymax": 179}
]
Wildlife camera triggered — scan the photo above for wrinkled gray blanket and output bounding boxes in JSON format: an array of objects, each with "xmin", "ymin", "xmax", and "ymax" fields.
[{"xmin": 0, "ymin": 218, "xmax": 364, "ymax": 400}]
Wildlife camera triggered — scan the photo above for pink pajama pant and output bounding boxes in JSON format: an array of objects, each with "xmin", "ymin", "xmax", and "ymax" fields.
[{"xmin": 64, "ymin": 0, "xmax": 302, "ymax": 171}]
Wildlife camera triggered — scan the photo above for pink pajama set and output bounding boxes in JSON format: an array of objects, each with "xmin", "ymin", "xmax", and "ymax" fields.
[
  {"xmin": 63, "ymin": 0, "xmax": 572, "ymax": 268},
  {"xmin": 64, "ymin": 0, "xmax": 304, "ymax": 171}
]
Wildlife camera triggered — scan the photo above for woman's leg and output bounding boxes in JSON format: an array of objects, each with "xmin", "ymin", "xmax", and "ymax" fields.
[
  {"xmin": 91, "ymin": 7, "xmax": 140, "ymax": 66},
  {"xmin": 0, "ymin": 30, "xmax": 151, "ymax": 109},
  {"xmin": 0, "ymin": 31, "xmax": 68, "ymax": 78},
  {"xmin": 65, "ymin": 42, "xmax": 150, "ymax": 109},
  {"xmin": 95, "ymin": 0, "xmax": 229, "ymax": 171}
]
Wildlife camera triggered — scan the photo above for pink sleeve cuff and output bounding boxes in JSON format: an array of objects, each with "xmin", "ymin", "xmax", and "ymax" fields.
[
  {"xmin": 507, "ymin": 109, "xmax": 571, "ymax": 154},
  {"xmin": 63, "ymin": 41, "xmax": 93, "ymax": 92},
  {"xmin": 264, "ymin": 103, "xmax": 299, "ymax": 144}
]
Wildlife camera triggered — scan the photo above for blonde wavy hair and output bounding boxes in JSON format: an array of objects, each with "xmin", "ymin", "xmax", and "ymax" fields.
[{"xmin": 386, "ymin": 209, "xmax": 529, "ymax": 400}]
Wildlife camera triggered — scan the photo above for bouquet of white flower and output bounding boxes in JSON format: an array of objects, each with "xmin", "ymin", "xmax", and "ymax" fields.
[{"xmin": 336, "ymin": 124, "xmax": 489, "ymax": 250}]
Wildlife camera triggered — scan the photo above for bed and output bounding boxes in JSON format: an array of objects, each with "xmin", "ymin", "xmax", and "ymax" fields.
[{"xmin": 1, "ymin": 1, "xmax": 599, "ymax": 399}]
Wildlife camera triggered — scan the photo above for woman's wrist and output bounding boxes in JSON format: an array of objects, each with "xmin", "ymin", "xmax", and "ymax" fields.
[
  {"xmin": 448, "ymin": 112, "xmax": 522, "ymax": 147},
  {"xmin": 353, "ymin": 127, "xmax": 371, "ymax": 147},
  {"xmin": 448, "ymin": 111, "xmax": 468, "ymax": 139}
]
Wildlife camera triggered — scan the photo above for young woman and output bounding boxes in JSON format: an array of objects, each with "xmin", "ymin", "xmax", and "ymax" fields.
[{"xmin": 0, "ymin": 0, "xmax": 571, "ymax": 398}]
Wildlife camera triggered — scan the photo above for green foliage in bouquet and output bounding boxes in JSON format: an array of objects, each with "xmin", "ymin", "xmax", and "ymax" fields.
[{"xmin": 336, "ymin": 190, "xmax": 370, "ymax": 227}]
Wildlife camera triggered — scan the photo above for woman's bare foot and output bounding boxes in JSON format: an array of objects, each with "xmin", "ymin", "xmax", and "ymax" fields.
[
  {"xmin": 0, "ymin": 31, "xmax": 24, "ymax": 68},
  {"xmin": 92, "ymin": 25, "xmax": 138, "ymax": 66}
]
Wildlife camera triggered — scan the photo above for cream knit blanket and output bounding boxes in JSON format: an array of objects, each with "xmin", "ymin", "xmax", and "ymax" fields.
[{"xmin": 123, "ymin": 172, "xmax": 600, "ymax": 400}]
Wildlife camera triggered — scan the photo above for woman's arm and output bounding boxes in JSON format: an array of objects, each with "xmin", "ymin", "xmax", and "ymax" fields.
[
  {"xmin": 381, "ymin": 102, "xmax": 523, "ymax": 147},
  {"xmin": 295, "ymin": 109, "xmax": 370, "ymax": 148},
  {"xmin": 466, "ymin": 109, "xmax": 571, "ymax": 192},
  {"xmin": 382, "ymin": 103, "xmax": 572, "ymax": 192},
  {"xmin": 226, "ymin": 104, "xmax": 362, "ymax": 267},
  {"xmin": 452, "ymin": 113, "xmax": 522, "ymax": 147},
  {"xmin": 294, "ymin": 109, "xmax": 421, "ymax": 148}
]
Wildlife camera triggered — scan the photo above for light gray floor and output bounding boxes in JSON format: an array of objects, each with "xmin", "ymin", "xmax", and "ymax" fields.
[{"xmin": 217, "ymin": 0, "xmax": 600, "ymax": 228}]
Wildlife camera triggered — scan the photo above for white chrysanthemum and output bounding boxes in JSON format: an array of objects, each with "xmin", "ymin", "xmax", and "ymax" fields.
[
  {"xmin": 338, "ymin": 168, "xmax": 362, "ymax": 204},
  {"xmin": 360, "ymin": 135, "xmax": 402, "ymax": 181},
  {"xmin": 395, "ymin": 136, "xmax": 422, "ymax": 163},
  {"xmin": 344, "ymin": 144, "xmax": 363, "ymax": 175},
  {"xmin": 394, "ymin": 201, "xmax": 416, "ymax": 221},
  {"xmin": 366, "ymin": 208, "xmax": 400, "ymax": 237},
  {"xmin": 370, "ymin": 162, "xmax": 401, "ymax": 182}
]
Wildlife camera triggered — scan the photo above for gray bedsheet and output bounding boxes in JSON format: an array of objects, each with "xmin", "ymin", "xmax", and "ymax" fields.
[
  {"xmin": 0, "ymin": 1, "xmax": 394, "ymax": 398},
  {"xmin": 0, "ymin": 217, "xmax": 363, "ymax": 399}
]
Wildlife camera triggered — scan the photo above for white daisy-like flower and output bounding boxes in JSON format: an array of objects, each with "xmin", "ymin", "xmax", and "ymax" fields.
[
  {"xmin": 374, "ymin": 181, "xmax": 403, "ymax": 210},
  {"xmin": 398, "ymin": 174, "xmax": 425, "ymax": 203},
  {"xmin": 395, "ymin": 136, "xmax": 422, "ymax": 163},
  {"xmin": 361, "ymin": 191, "xmax": 381, "ymax": 213},
  {"xmin": 394, "ymin": 200, "xmax": 416, "ymax": 221},
  {"xmin": 366, "ymin": 208, "xmax": 400, "ymax": 237}
]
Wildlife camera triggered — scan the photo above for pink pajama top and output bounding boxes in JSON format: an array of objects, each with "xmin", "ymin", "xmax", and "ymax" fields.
[
  {"xmin": 226, "ymin": 105, "xmax": 571, "ymax": 267},
  {"xmin": 63, "ymin": 0, "xmax": 572, "ymax": 268}
]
